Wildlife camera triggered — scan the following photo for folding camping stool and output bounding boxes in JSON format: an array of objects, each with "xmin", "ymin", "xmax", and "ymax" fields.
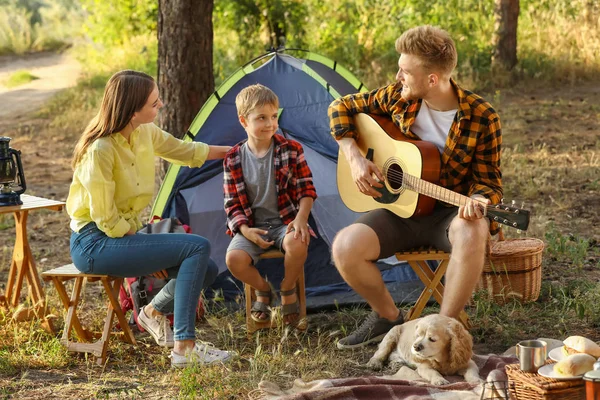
[
  {"xmin": 244, "ymin": 250, "xmax": 307, "ymax": 336},
  {"xmin": 395, "ymin": 249, "xmax": 471, "ymax": 329},
  {"xmin": 41, "ymin": 264, "xmax": 137, "ymax": 365}
]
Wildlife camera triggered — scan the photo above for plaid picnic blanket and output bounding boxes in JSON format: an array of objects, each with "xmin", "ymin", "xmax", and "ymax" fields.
[{"xmin": 257, "ymin": 354, "xmax": 518, "ymax": 400}]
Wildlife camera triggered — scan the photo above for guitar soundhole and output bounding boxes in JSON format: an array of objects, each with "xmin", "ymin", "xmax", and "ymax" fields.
[{"xmin": 387, "ymin": 163, "xmax": 403, "ymax": 190}]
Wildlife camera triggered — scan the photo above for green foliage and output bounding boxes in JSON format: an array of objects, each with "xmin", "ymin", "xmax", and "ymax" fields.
[
  {"xmin": 72, "ymin": 33, "xmax": 157, "ymax": 77},
  {"xmin": 214, "ymin": 0, "xmax": 497, "ymax": 88},
  {"xmin": 81, "ymin": 0, "xmax": 158, "ymax": 47},
  {"xmin": 2, "ymin": 0, "xmax": 599, "ymax": 88},
  {"xmin": 76, "ymin": 0, "xmax": 158, "ymax": 77},
  {"xmin": 216, "ymin": 0, "xmax": 307, "ymax": 49},
  {"xmin": 0, "ymin": 0, "xmax": 84, "ymax": 55},
  {"xmin": 517, "ymin": 0, "xmax": 600, "ymax": 83},
  {"xmin": 3, "ymin": 69, "xmax": 39, "ymax": 87},
  {"xmin": 213, "ymin": 0, "xmax": 308, "ymax": 84},
  {"xmin": 75, "ymin": 0, "xmax": 600, "ymax": 90},
  {"xmin": 213, "ymin": 0, "xmax": 600, "ymax": 89}
]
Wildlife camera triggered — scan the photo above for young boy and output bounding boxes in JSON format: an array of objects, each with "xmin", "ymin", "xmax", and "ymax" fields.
[{"xmin": 223, "ymin": 84, "xmax": 317, "ymax": 325}]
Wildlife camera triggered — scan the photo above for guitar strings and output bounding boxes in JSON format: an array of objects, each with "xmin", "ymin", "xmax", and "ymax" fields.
[
  {"xmin": 373, "ymin": 164, "xmax": 487, "ymax": 209},
  {"xmin": 373, "ymin": 164, "xmax": 404, "ymax": 184}
]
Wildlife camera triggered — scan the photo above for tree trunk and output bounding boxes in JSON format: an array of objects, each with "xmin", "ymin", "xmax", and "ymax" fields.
[
  {"xmin": 491, "ymin": 0, "xmax": 519, "ymax": 70},
  {"xmin": 157, "ymin": 0, "xmax": 214, "ymax": 139}
]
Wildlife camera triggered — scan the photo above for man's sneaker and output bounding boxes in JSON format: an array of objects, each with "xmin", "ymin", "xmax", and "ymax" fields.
[
  {"xmin": 337, "ymin": 310, "xmax": 404, "ymax": 349},
  {"xmin": 137, "ymin": 307, "xmax": 174, "ymax": 348},
  {"xmin": 170, "ymin": 342, "xmax": 235, "ymax": 368}
]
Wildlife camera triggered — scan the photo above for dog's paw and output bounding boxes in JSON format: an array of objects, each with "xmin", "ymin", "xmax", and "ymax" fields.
[
  {"xmin": 389, "ymin": 360, "xmax": 407, "ymax": 371},
  {"xmin": 366, "ymin": 358, "xmax": 384, "ymax": 370},
  {"xmin": 431, "ymin": 377, "xmax": 450, "ymax": 386}
]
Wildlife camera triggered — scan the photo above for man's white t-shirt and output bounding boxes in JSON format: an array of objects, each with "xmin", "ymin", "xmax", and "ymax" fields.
[{"xmin": 410, "ymin": 101, "xmax": 458, "ymax": 154}]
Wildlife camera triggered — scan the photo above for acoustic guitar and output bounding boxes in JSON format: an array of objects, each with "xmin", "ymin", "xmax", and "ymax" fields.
[{"xmin": 336, "ymin": 113, "xmax": 530, "ymax": 231}]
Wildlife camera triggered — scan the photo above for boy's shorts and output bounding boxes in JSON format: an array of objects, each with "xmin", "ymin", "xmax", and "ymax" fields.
[
  {"xmin": 355, "ymin": 206, "xmax": 459, "ymax": 260},
  {"xmin": 226, "ymin": 224, "xmax": 288, "ymax": 265}
]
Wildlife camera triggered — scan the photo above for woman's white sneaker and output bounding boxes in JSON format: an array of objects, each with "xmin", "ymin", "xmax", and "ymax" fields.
[
  {"xmin": 170, "ymin": 343, "xmax": 234, "ymax": 368},
  {"xmin": 137, "ymin": 307, "xmax": 174, "ymax": 348}
]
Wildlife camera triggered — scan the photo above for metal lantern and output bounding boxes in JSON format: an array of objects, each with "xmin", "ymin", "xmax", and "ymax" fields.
[{"xmin": 0, "ymin": 137, "xmax": 27, "ymax": 206}]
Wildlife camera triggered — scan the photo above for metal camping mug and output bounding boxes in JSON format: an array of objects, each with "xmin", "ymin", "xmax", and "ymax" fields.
[
  {"xmin": 584, "ymin": 370, "xmax": 600, "ymax": 400},
  {"xmin": 516, "ymin": 340, "xmax": 547, "ymax": 372}
]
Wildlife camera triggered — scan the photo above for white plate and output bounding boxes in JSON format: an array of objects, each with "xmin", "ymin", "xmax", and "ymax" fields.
[
  {"xmin": 537, "ymin": 364, "xmax": 583, "ymax": 380},
  {"xmin": 548, "ymin": 347, "xmax": 565, "ymax": 362}
]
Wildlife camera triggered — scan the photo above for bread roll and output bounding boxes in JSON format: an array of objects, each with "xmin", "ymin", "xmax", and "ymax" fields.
[
  {"xmin": 563, "ymin": 336, "xmax": 600, "ymax": 358},
  {"xmin": 553, "ymin": 353, "xmax": 596, "ymax": 377}
]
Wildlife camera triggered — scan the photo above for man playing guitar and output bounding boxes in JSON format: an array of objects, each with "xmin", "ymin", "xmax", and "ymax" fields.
[{"xmin": 329, "ymin": 25, "xmax": 502, "ymax": 349}]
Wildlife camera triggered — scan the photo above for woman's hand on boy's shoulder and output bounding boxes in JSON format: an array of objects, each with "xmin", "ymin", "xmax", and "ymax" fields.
[{"xmin": 207, "ymin": 145, "xmax": 233, "ymax": 160}]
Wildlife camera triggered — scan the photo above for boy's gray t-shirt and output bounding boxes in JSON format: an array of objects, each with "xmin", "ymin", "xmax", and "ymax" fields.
[{"xmin": 240, "ymin": 140, "xmax": 282, "ymax": 227}]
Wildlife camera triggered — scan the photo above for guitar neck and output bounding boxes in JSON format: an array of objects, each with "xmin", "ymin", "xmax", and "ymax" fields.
[{"xmin": 403, "ymin": 174, "xmax": 472, "ymax": 208}]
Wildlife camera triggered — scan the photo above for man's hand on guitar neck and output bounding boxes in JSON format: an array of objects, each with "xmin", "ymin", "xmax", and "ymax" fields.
[
  {"xmin": 458, "ymin": 195, "xmax": 489, "ymax": 221},
  {"xmin": 340, "ymin": 137, "xmax": 384, "ymax": 198}
]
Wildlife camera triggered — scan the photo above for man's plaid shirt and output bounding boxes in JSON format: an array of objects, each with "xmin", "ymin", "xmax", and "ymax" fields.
[
  {"xmin": 329, "ymin": 79, "xmax": 502, "ymax": 234},
  {"xmin": 223, "ymin": 133, "xmax": 317, "ymax": 237}
]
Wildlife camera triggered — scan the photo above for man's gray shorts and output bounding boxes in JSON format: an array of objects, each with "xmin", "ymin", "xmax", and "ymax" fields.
[
  {"xmin": 356, "ymin": 206, "xmax": 458, "ymax": 260},
  {"xmin": 226, "ymin": 224, "xmax": 287, "ymax": 265}
]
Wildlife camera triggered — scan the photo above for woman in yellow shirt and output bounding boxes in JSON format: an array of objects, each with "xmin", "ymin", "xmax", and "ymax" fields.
[{"xmin": 67, "ymin": 70, "xmax": 233, "ymax": 368}]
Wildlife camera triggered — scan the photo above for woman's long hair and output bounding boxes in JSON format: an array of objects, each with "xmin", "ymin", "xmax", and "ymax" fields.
[{"xmin": 71, "ymin": 70, "xmax": 155, "ymax": 169}]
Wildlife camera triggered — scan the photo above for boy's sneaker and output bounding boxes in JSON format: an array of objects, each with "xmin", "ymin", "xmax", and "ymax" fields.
[
  {"xmin": 337, "ymin": 310, "xmax": 404, "ymax": 349},
  {"xmin": 170, "ymin": 342, "xmax": 235, "ymax": 368},
  {"xmin": 137, "ymin": 307, "xmax": 174, "ymax": 348}
]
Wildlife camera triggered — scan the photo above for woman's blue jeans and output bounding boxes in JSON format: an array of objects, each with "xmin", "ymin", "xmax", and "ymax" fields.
[{"xmin": 70, "ymin": 222, "xmax": 217, "ymax": 342}]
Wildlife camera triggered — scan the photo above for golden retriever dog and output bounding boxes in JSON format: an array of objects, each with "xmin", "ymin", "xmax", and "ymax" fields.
[{"xmin": 367, "ymin": 314, "xmax": 481, "ymax": 385}]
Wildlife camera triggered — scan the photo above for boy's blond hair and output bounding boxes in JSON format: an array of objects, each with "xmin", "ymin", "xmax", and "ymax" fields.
[
  {"xmin": 395, "ymin": 25, "xmax": 457, "ymax": 76},
  {"xmin": 235, "ymin": 84, "xmax": 279, "ymax": 117}
]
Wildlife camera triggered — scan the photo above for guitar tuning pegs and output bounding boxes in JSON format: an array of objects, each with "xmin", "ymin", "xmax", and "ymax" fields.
[{"xmin": 513, "ymin": 222, "xmax": 517, "ymax": 227}]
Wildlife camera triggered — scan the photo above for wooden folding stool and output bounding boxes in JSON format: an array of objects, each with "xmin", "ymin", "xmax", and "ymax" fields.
[
  {"xmin": 396, "ymin": 249, "xmax": 471, "ymax": 329},
  {"xmin": 41, "ymin": 264, "xmax": 136, "ymax": 365}
]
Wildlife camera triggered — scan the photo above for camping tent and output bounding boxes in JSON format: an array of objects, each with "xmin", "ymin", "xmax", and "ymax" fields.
[{"xmin": 151, "ymin": 49, "xmax": 424, "ymax": 309}]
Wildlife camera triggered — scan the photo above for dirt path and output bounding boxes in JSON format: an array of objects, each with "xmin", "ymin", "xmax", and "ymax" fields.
[{"xmin": 0, "ymin": 51, "xmax": 81, "ymax": 122}]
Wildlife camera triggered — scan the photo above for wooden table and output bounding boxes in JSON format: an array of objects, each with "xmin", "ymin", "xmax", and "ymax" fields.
[{"xmin": 0, "ymin": 194, "xmax": 65, "ymax": 331}]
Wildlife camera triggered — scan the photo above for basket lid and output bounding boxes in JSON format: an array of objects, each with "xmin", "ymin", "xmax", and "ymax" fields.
[{"xmin": 492, "ymin": 238, "xmax": 544, "ymax": 257}]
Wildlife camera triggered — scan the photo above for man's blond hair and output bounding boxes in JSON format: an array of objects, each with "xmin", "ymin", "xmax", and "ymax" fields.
[
  {"xmin": 395, "ymin": 25, "xmax": 457, "ymax": 76},
  {"xmin": 235, "ymin": 84, "xmax": 279, "ymax": 117}
]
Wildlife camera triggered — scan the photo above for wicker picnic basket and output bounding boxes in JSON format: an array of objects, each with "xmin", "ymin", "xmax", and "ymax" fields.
[
  {"xmin": 475, "ymin": 230, "xmax": 545, "ymax": 305},
  {"xmin": 505, "ymin": 363, "xmax": 585, "ymax": 399}
]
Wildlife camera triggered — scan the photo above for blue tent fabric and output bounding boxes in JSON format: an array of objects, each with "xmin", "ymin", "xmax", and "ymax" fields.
[{"xmin": 157, "ymin": 51, "xmax": 426, "ymax": 309}]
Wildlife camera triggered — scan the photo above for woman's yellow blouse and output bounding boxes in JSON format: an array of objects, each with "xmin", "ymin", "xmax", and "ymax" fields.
[{"xmin": 67, "ymin": 123, "xmax": 209, "ymax": 238}]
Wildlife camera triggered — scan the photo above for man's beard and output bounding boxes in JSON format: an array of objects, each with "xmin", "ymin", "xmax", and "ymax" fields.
[{"xmin": 400, "ymin": 83, "xmax": 426, "ymax": 101}]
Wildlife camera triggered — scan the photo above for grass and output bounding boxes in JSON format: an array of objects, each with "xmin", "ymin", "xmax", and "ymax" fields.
[
  {"xmin": 3, "ymin": 69, "xmax": 39, "ymax": 88},
  {"xmin": 0, "ymin": 91, "xmax": 597, "ymax": 399},
  {"xmin": 544, "ymin": 223, "xmax": 595, "ymax": 270},
  {"xmin": 0, "ymin": 214, "xmax": 15, "ymax": 231},
  {"xmin": 0, "ymin": 83, "xmax": 598, "ymax": 398}
]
